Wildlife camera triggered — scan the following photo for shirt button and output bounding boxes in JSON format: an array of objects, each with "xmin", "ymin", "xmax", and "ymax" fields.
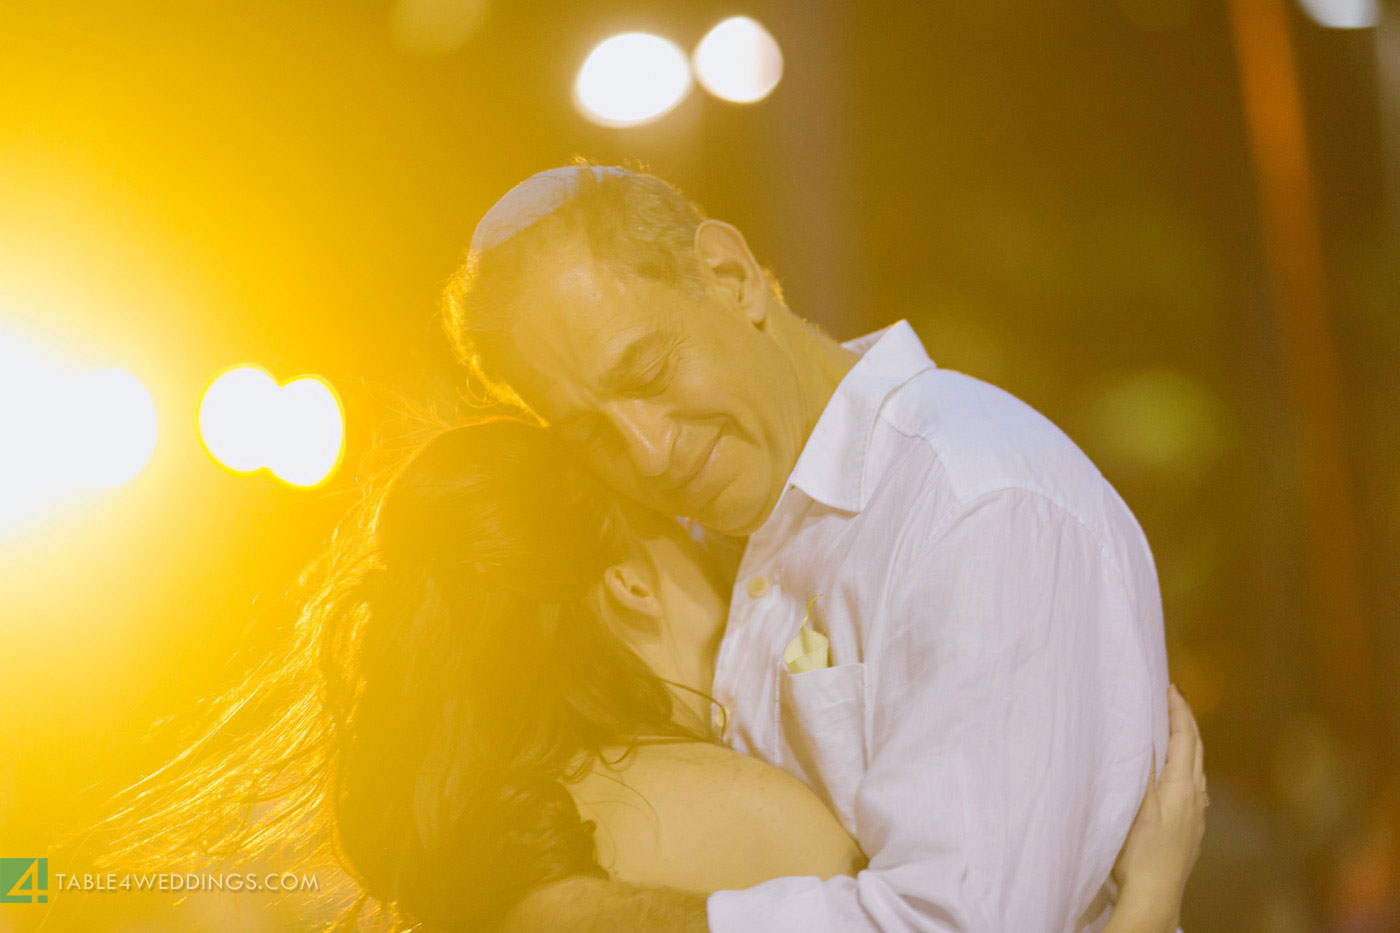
[
  {"xmin": 710, "ymin": 702, "xmax": 729, "ymax": 737},
  {"xmin": 746, "ymin": 575, "xmax": 770, "ymax": 599}
]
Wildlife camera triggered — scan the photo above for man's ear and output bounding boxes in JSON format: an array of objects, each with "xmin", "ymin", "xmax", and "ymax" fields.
[
  {"xmin": 693, "ymin": 219, "xmax": 767, "ymax": 324},
  {"xmin": 603, "ymin": 563, "xmax": 664, "ymax": 627}
]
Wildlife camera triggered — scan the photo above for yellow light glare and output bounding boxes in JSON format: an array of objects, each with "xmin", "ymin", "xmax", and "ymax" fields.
[
  {"xmin": 0, "ymin": 326, "xmax": 159, "ymax": 535},
  {"xmin": 266, "ymin": 376, "xmax": 344, "ymax": 488},
  {"xmin": 75, "ymin": 368, "xmax": 159, "ymax": 489},
  {"xmin": 574, "ymin": 33, "xmax": 692, "ymax": 127},
  {"xmin": 198, "ymin": 366, "xmax": 280, "ymax": 473},
  {"xmin": 0, "ymin": 329, "xmax": 63, "ymax": 532},
  {"xmin": 199, "ymin": 366, "xmax": 344, "ymax": 487},
  {"xmin": 693, "ymin": 17, "xmax": 783, "ymax": 104}
]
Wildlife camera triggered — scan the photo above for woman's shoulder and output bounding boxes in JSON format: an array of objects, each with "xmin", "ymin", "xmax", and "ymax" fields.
[
  {"xmin": 577, "ymin": 741, "xmax": 842, "ymax": 831},
  {"xmin": 566, "ymin": 741, "xmax": 863, "ymax": 895}
]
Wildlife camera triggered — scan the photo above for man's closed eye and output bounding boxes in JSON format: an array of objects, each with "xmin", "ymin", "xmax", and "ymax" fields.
[{"xmin": 626, "ymin": 357, "xmax": 674, "ymax": 397}]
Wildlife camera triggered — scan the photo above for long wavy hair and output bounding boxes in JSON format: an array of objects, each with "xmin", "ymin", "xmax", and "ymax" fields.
[{"xmin": 96, "ymin": 417, "xmax": 711, "ymax": 930}]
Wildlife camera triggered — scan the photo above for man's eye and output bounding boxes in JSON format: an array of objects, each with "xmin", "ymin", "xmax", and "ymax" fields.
[{"xmin": 631, "ymin": 358, "xmax": 673, "ymax": 396}]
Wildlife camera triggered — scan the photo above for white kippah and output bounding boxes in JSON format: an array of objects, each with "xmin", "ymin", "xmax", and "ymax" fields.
[{"xmin": 469, "ymin": 165, "xmax": 631, "ymax": 254}]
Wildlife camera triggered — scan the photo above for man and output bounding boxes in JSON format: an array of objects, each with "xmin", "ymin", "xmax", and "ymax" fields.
[{"xmin": 441, "ymin": 164, "xmax": 1171, "ymax": 931}]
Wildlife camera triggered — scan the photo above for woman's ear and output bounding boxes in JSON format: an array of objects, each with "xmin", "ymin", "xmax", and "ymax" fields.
[{"xmin": 603, "ymin": 563, "xmax": 664, "ymax": 626}]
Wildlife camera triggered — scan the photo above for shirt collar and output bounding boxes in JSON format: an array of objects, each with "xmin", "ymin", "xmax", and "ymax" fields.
[{"xmin": 785, "ymin": 320, "xmax": 938, "ymax": 513}]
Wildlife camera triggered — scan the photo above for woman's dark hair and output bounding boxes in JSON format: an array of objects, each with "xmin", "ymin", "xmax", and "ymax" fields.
[{"xmin": 96, "ymin": 417, "xmax": 708, "ymax": 930}]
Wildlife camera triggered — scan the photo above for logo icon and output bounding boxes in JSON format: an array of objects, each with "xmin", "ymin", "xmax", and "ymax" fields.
[{"xmin": 1, "ymin": 858, "xmax": 48, "ymax": 904}]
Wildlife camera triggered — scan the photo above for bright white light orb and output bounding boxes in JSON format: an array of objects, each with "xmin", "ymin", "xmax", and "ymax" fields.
[
  {"xmin": 0, "ymin": 328, "xmax": 64, "ymax": 532},
  {"xmin": 266, "ymin": 376, "xmax": 344, "ymax": 488},
  {"xmin": 199, "ymin": 366, "xmax": 344, "ymax": 487},
  {"xmin": 693, "ymin": 17, "xmax": 784, "ymax": 104},
  {"xmin": 199, "ymin": 366, "xmax": 280, "ymax": 474},
  {"xmin": 575, "ymin": 33, "xmax": 692, "ymax": 127},
  {"xmin": 77, "ymin": 368, "xmax": 159, "ymax": 488},
  {"xmin": 0, "ymin": 326, "xmax": 160, "ymax": 534},
  {"xmin": 1297, "ymin": 0, "xmax": 1379, "ymax": 28}
]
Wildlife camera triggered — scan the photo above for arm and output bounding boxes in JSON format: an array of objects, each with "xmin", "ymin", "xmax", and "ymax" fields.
[
  {"xmin": 570, "ymin": 742, "xmax": 864, "ymax": 892},
  {"xmin": 709, "ymin": 487, "xmax": 1168, "ymax": 932},
  {"xmin": 500, "ymin": 692, "xmax": 1203, "ymax": 933},
  {"xmin": 500, "ymin": 741, "xmax": 863, "ymax": 932}
]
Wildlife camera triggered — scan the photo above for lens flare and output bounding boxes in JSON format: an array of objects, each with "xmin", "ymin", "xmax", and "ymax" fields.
[
  {"xmin": 266, "ymin": 376, "xmax": 344, "ymax": 488},
  {"xmin": 575, "ymin": 33, "xmax": 692, "ymax": 127},
  {"xmin": 0, "ymin": 325, "xmax": 159, "ymax": 534},
  {"xmin": 0, "ymin": 328, "xmax": 62, "ymax": 531},
  {"xmin": 693, "ymin": 17, "xmax": 783, "ymax": 104},
  {"xmin": 1296, "ymin": 0, "xmax": 1379, "ymax": 28},
  {"xmin": 199, "ymin": 366, "xmax": 281, "ymax": 473},
  {"xmin": 75, "ymin": 368, "xmax": 159, "ymax": 489},
  {"xmin": 199, "ymin": 366, "xmax": 344, "ymax": 487}
]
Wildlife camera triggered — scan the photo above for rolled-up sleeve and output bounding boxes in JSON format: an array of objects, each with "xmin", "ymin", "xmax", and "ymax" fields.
[{"xmin": 708, "ymin": 487, "xmax": 1165, "ymax": 933}]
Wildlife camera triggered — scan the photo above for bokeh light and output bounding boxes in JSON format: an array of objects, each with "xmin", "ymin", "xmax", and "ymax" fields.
[
  {"xmin": 76, "ymin": 368, "xmax": 159, "ymax": 489},
  {"xmin": 574, "ymin": 33, "xmax": 692, "ymax": 127},
  {"xmin": 199, "ymin": 366, "xmax": 281, "ymax": 474},
  {"xmin": 0, "ymin": 325, "xmax": 158, "ymax": 533},
  {"xmin": 693, "ymin": 16, "xmax": 784, "ymax": 104},
  {"xmin": 0, "ymin": 327, "xmax": 65, "ymax": 532},
  {"xmin": 266, "ymin": 377, "xmax": 344, "ymax": 488},
  {"xmin": 1083, "ymin": 368, "xmax": 1231, "ymax": 482},
  {"xmin": 388, "ymin": 0, "xmax": 489, "ymax": 55},
  {"xmin": 1296, "ymin": 0, "xmax": 1380, "ymax": 29},
  {"xmin": 198, "ymin": 366, "xmax": 344, "ymax": 487}
]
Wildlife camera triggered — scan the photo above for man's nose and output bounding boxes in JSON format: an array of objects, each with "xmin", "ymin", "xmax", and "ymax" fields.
[{"xmin": 608, "ymin": 401, "xmax": 676, "ymax": 479}]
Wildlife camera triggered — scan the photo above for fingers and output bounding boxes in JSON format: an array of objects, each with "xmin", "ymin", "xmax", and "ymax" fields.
[
  {"xmin": 1172, "ymin": 684, "xmax": 1208, "ymax": 804},
  {"xmin": 1177, "ymin": 684, "xmax": 1205, "ymax": 782},
  {"xmin": 1165, "ymin": 685, "xmax": 1211, "ymax": 847},
  {"xmin": 1163, "ymin": 684, "xmax": 1198, "ymax": 789},
  {"xmin": 1195, "ymin": 724, "xmax": 1206, "ymax": 800}
]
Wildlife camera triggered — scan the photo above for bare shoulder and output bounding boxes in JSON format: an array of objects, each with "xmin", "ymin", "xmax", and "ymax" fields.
[{"xmin": 567, "ymin": 741, "xmax": 863, "ymax": 895}]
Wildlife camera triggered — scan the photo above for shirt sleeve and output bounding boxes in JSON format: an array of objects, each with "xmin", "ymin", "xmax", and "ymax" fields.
[{"xmin": 707, "ymin": 486, "xmax": 1167, "ymax": 933}]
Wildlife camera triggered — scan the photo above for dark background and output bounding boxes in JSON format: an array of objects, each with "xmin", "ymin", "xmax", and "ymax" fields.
[{"xmin": 1, "ymin": 1, "xmax": 1397, "ymax": 930}]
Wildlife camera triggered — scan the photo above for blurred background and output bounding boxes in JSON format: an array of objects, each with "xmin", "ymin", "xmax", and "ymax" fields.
[{"xmin": 1, "ymin": 0, "xmax": 1397, "ymax": 930}]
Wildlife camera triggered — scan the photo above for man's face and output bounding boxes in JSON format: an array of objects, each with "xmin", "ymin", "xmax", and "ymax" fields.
[{"xmin": 487, "ymin": 250, "xmax": 809, "ymax": 535}]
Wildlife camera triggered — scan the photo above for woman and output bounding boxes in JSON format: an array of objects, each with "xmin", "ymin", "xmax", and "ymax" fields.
[{"xmin": 105, "ymin": 417, "xmax": 1204, "ymax": 932}]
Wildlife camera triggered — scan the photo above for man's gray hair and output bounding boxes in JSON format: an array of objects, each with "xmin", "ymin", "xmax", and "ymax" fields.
[{"xmin": 441, "ymin": 162, "xmax": 709, "ymax": 402}]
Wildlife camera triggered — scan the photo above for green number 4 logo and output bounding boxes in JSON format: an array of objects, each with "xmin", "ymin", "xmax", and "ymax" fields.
[{"xmin": 1, "ymin": 858, "xmax": 48, "ymax": 904}]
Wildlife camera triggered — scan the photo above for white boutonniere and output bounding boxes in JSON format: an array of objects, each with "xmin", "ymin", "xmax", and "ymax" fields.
[{"xmin": 782, "ymin": 594, "xmax": 831, "ymax": 674}]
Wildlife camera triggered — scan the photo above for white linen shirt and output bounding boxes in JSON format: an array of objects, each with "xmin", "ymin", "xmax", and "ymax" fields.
[{"xmin": 705, "ymin": 320, "xmax": 1169, "ymax": 933}]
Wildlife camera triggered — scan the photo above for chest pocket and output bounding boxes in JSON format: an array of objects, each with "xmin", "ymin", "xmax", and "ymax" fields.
[{"xmin": 775, "ymin": 660, "xmax": 868, "ymax": 835}]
